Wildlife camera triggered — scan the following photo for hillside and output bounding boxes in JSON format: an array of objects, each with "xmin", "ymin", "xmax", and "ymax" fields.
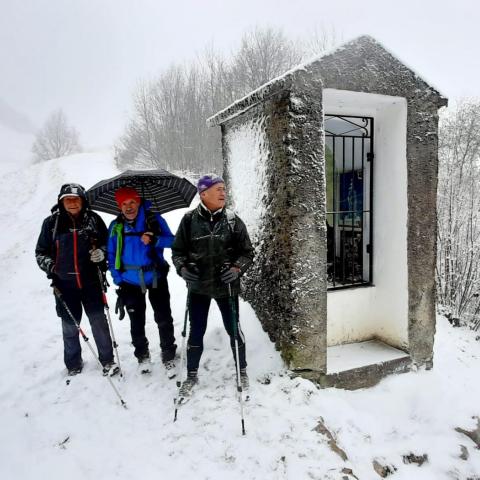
[{"xmin": 0, "ymin": 151, "xmax": 479, "ymax": 480}]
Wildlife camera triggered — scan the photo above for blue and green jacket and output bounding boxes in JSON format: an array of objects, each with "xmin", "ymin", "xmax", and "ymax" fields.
[{"xmin": 107, "ymin": 203, "xmax": 174, "ymax": 288}]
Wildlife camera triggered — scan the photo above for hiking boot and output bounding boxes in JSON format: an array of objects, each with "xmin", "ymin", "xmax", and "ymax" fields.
[
  {"xmin": 102, "ymin": 361, "xmax": 120, "ymax": 377},
  {"xmin": 239, "ymin": 368, "xmax": 249, "ymax": 391},
  {"xmin": 178, "ymin": 371, "xmax": 198, "ymax": 398},
  {"xmin": 163, "ymin": 359, "xmax": 176, "ymax": 379},
  {"xmin": 161, "ymin": 347, "xmax": 177, "ymax": 363},
  {"xmin": 67, "ymin": 364, "xmax": 83, "ymax": 376},
  {"xmin": 137, "ymin": 351, "xmax": 151, "ymax": 364}
]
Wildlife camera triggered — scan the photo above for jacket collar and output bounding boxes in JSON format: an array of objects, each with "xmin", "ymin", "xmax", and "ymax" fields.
[{"xmin": 198, "ymin": 202, "xmax": 224, "ymax": 220}]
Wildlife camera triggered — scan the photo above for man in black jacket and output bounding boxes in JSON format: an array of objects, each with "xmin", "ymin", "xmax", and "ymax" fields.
[
  {"xmin": 172, "ymin": 174, "xmax": 254, "ymax": 397},
  {"xmin": 35, "ymin": 183, "xmax": 117, "ymax": 376}
]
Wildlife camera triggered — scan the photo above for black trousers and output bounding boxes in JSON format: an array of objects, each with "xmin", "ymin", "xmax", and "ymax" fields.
[
  {"xmin": 187, "ymin": 292, "xmax": 247, "ymax": 372},
  {"xmin": 54, "ymin": 281, "xmax": 113, "ymax": 369},
  {"xmin": 122, "ymin": 277, "xmax": 176, "ymax": 361}
]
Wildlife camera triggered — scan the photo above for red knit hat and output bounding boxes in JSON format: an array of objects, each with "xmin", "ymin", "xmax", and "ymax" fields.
[{"xmin": 114, "ymin": 187, "xmax": 141, "ymax": 207}]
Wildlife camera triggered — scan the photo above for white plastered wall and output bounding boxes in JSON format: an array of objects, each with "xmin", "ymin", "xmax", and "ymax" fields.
[
  {"xmin": 225, "ymin": 117, "xmax": 268, "ymax": 244},
  {"xmin": 324, "ymin": 89, "xmax": 409, "ymax": 350}
]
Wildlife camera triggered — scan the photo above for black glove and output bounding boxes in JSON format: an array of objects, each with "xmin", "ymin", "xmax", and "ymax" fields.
[
  {"xmin": 46, "ymin": 261, "xmax": 56, "ymax": 278},
  {"xmin": 46, "ymin": 262, "xmax": 58, "ymax": 286},
  {"xmin": 115, "ymin": 287, "xmax": 126, "ymax": 320},
  {"xmin": 220, "ymin": 267, "xmax": 240, "ymax": 284},
  {"xmin": 180, "ymin": 264, "xmax": 200, "ymax": 283}
]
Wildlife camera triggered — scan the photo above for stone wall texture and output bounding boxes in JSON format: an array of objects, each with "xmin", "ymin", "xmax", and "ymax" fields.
[{"xmin": 220, "ymin": 70, "xmax": 327, "ymax": 371}]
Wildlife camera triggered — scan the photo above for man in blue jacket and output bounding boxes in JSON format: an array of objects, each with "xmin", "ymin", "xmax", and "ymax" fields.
[{"xmin": 107, "ymin": 187, "xmax": 177, "ymax": 374}]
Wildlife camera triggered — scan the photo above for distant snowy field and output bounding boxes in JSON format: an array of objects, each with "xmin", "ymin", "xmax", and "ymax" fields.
[{"xmin": 0, "ymin": 151, "xmax": 479, "ymax": 480}]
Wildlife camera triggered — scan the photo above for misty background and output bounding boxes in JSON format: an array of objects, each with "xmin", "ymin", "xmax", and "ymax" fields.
[
  {"xmin": 1, "ymin": 0, "xmax": 480, "ymax": 325},
  {"xmin": 1, "ymin": 0, "xmax": 479, "ymax": 152}
]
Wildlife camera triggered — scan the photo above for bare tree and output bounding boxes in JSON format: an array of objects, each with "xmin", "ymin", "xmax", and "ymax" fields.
[
  {"xmin": 116, "ymin": 64, "xmax": 223, "ymax": 173},
  {"xmin": 197, "ymin": 44, "xmax": 237, "ymax": 113},
  {"xmin": 32, "ymin": 109, "xmax": 81, "ymax": 162},
  {"xmin": 230, "ymin": 26, "xmax": 303, "ymax": 96},
  {"xmin": 436, "ymin": 99, "xmax": 480, "ymax": 328},
  {"xmin": 116, "ymin": 25, "xmax": 338, "ymax": 174},
  {"xmin": 301, "ymin": 25, "xmax": 342, "ymax": 60}
]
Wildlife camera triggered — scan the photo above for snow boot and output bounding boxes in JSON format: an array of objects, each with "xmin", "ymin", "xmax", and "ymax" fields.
[
  {"xmin": 103, "ymin": 361, "xmax": 120, "ymax": 377},
  {"xmin": 67, "ymin": 363, "xmax": 83, "ymax": 376},
  {"xmin": 163, "ymin": 359, "xmax": 176, "ymax": 379},
  {"xmin": 239, "ymin": 368, "xmax": 249, "ymax": 391},
  {"xmin": 137, "ymin": 351, "xmax": 151, "ymax": 363},
  {"xmin": 178, "ymin": 371, "xmax": 198, "ymax": 399},
  {"xmin": 137, "ymin": 351, "xmax": 152, "ymax": 374}
]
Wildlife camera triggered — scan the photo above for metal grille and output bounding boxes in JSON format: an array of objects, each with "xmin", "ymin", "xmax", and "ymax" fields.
[{"xmin": 325, "ymin": 115, "xmax": 373, "ymax": 289}]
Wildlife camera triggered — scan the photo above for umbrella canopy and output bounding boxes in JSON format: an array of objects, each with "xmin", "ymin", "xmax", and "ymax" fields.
[{"xmin": 86, "ymin": 169, "xmax": 197, "ymax": 215}]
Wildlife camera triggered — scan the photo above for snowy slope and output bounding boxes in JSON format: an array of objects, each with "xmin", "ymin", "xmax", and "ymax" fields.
[{"xmin": 0, "ymin": 151, "xmax": 480, "ymax": 480}]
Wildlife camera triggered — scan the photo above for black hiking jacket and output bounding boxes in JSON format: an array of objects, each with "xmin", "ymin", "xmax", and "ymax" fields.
[
  {"xmin": 35, "ymin": 205, "xmax": 108, "ymax": 289},
  {"xmin": 171, "ymin": 204, "xmax": 254, "ymax": 298}
]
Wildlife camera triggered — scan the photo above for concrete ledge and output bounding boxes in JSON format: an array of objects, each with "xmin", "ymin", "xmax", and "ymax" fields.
[
  {"xmin": 321, "ymin": 355, "xmax": 411, "ymax": 390},
  {"xmin": 296, "ymin": 356, "xmax": 411, "ymax": 390},
  {"xmin": 292, "ymin": 340, "xmax": 412, "ymax": 390}
]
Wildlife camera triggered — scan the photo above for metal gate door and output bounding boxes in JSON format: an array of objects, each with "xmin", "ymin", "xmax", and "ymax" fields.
[{"xmin": 325, "ymin": 115, "xmax": 374, "ymax": 289}]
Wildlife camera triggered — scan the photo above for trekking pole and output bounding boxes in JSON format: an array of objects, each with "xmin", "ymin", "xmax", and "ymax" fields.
[
  {"xmin": 53, "ymin": 286, "xmax": 127, "ymax": 409},
  {"xmin": 174, "ymin": 288, "xmax": 190, "ymax": 422},
  {"xmin": 96, "ymin": 267, "xmax": 123, "ymax": 377},
  {"xmin": 228, "ymin": 283, "xmax": 246, "ymax": 436}
]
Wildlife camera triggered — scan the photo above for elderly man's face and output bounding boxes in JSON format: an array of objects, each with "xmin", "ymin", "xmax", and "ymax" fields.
[
  {"xmin": 62, "ymin": 196, "xmax": 83, "ymax": 217},
  {"xmin": 120, "ymin": 198, "xmax": 140, "ymax": 220},
  {"xmin": 200, "ymin": 182, "xmax": 226, "ymax": 211}
]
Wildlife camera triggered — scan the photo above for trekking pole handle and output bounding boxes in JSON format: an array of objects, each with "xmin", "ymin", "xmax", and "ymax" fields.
[{"xmin": 96, "ymin": 266, "xmax": 108, "ymax": 294}]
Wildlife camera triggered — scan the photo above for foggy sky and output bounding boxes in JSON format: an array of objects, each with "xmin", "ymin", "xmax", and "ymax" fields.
[{"xmin": 1, "ymin": 0, "xmax": 478, "ymax": 148}]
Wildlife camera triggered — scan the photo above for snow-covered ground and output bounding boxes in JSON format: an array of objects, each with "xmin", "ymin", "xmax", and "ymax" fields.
[{"xmin": 1, "ymin": 151, "xmax": 479, "ymax": 480}]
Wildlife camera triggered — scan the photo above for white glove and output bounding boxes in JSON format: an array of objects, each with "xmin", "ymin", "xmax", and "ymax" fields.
[{"xmin": 90, "ymin": 248, "xmax": 105, "ymax": 263}]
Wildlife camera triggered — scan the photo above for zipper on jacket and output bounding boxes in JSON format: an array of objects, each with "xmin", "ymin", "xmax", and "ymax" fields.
[
  {"xmin": 72, "ymin": 221, "xmax": 83, "ymax": 289},
  {"xmin": 55, "ymin": 239, "xmax": 60, "ymax": 273}
]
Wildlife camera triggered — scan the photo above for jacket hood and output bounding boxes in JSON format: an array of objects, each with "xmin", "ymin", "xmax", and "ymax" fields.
[{"xmin": 56, "ymin": 183, "xmax": 90, "ymax": 213}]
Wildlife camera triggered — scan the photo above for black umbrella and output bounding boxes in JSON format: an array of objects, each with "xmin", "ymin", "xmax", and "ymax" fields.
[{"xmin": 86, "ymin": 169, "xmax": 197, "ymax": 215}]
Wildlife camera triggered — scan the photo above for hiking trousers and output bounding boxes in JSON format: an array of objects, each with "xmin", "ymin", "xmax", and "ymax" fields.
[
  {"xmin": 187, "ymin": 292, "xmax": 247, "ymax": 372},
  {"xmin": 54, "ymin": 282, "xmax": 114, "ymax": 370},
  {"xmin": 121, "ymin": 277, "xmax": 176, "ymax": 361}
]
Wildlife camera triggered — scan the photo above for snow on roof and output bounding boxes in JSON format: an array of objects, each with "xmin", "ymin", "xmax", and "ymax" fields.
[
  {"xmin": 206, "ymin": 64, "xmax": 310, "ymax": 127},
  {"xmin": 208, "ymin": 35, "xmax": 447, "ymax": 127}
]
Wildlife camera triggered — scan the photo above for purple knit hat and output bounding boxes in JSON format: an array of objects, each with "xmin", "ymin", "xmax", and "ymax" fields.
[{"xmin": 197, "ymin": 174, "xmax": 225, "ymax": 193}]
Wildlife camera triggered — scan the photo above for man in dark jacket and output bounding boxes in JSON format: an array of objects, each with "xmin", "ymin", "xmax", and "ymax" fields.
[
  {"xmin": 36, "ymin": 183, "xmax": 117, "ymax": 376},
  {"xmin": 172, "ymin": 174, "xmax": 254, "ymax": 397},
  {"xmin": 107, "ymin": 187, "xmax": 177, "ymax": 376}
]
